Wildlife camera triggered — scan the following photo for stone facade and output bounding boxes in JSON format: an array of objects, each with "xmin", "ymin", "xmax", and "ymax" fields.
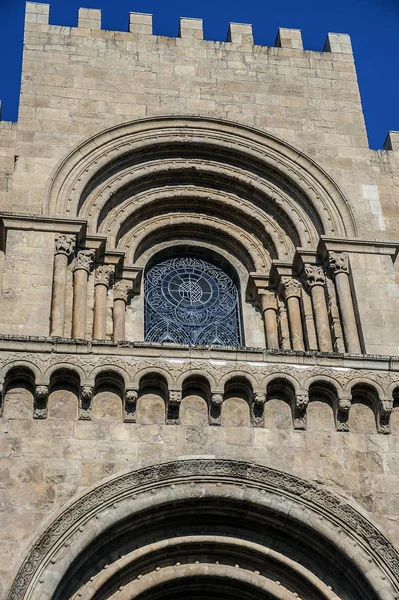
[{"xmin": 1, "ymin": 3, "xmax": 399, "ymax": 599}]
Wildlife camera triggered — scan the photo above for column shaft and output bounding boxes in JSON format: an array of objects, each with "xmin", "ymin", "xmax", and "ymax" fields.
[
  {"xmin": 50, "ymin": 252, "xmax": 68, "ymax": 337},
  {"xmin": 72, "ymin": 269, "xmax": 89, "ymax": 339},
  {"xmin": 310, "ymin": 284, "xmax": 332, "ymax": 352},
  {"xmin": 264, "ymin": 309, "xmax": 279, "ymax": 349},
  {"xmin": 93, "ymin": 283, "xmax": 108, "ymax": 339},
  {"xmin": 113, "ymin": 298, "xmax": 126, "ymax": 341},
  {"xmin": 286, "ymin": 295, "xmax": 305, "ymax": 351},
  {"xmin": 335, "ymin": 271, "xmax": 361, "ymax": 353}
]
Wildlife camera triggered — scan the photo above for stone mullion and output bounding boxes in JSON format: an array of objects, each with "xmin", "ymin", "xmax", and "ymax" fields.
[
  {"xmin": 72, "ymin": 250, "xmax": 95, "ymax": 340},
  {"xmin": 328, "ymin": 252, "xmax": 361, "ymax": 354},
  {"xmin": 50, "ymin": 234, "xmax": 75, "ymax": 337}
]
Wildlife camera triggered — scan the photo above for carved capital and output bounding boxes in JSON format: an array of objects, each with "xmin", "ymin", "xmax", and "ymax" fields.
[
  {"xmin": 296, "ymin": 392, "xmax": 309, "ymax": 410},
  {"xmin": 124, "ymin": 388, "xmax": 138, "ymax": 423},
  {"xmin": 169, "ymin": 390, "xmax": 182, "ymax": 405},
  {"xmin": 79, "ymin": 385, "xmax": 94, "ymax": 421},
  {"xmin": 74, "ymin": 250, "xmax": 95, "ymax": 274},
  {"xmin": 34, "ymin": 385, "xmax": 49, "ymax": 419},
  {"xmin": 35, "ymin": 385, "xmax": 49, "ymax": 400},
  {"xmin": 55, "ymin": 234, "xmax": 75, "ymax": 257},
  {"xmin": 328, "ymin": 251, "xmax": 349, "ymax": 277},
  {"xmin": 211, "ymin": 393, "xmax": 224, "ymax": 406},
  {"xmin": 253, "ymin": 392, "xmax": 266, "ymax": 405},
  {"xmin": 338, "ymin": 393, "xmax": 352, "ymax": 412},
  {"xmin": 258, "ymin": 290, "xmax": 277, "ymax": 312},
  {"xmin": 125, "ymin": 389, "xmax": 138, "ymax": 405},
  {"xmin": 380, "ymin": 398, "xmax": 393, "ymax": 416},
  {"xmin": 81, "ymin": 386, "xmax": 93, "ymax": 400},
  {"xmin": 281, "ymin": 278, "xmax": 302, "ymax": 300},
  {"xmin": 95, "ymin": 265, "xmax": 114, "ymax": 288},
  {"xmin": 302, "ymin": 264, "xmax": 326, "ymax": 290},
  {"xmin": 113, "ymin": 280, "xmax": 133, "ymax": 303}
]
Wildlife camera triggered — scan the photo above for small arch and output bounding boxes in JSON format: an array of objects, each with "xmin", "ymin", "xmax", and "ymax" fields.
[
  {"xmin": 265, "ymin": 377, "xmax": 296, "ymax": 430},
  {"xmin": 308, "ymin": 381, "xmax": 337, "ymax": 432},
  {"xmin": 350, "ymin": 383, "xmax": 379, "ymax": 434},
  {"xmin": 48, "ymin": 368, "xmax": 80, "ymax": 420},
  {"xmin": 3, "ymin": 366, "xmax": 36, "ymax": 420},
  {"xmin": 180, "ymin": 375, "xmax": 210, "ymax": 429},
  {"xmin": 222, "ymin": 376, "xmax": 252, "ymax": 427},
  {"xmin": 92, "ymin": 370, "xmax": 125, "ymax": 422},
  {"xmin": 89, "ymin": 365, "xmax": 130, "ymax": 388},
  {"xmin": 136, "ymin": 372, "xmax": 168, "ymax": 425},
  {"xmin": 44, "ymin": 362, "xmax": 86, "ymax": 384}
]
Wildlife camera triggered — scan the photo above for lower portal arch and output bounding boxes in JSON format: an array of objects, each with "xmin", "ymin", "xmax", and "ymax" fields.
[{"xmin": 8, "ymin": 460, "xmax": 399, "ymax": 600}]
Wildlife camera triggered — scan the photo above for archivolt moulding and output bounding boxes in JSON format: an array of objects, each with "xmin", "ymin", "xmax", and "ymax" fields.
[
  {"xmin": 44, "ymin": 116, "xmax": 357, "ymax": 239},
  {"xmin": 8, "ymin": 460, "xmax": 399, "ymax": 600}
]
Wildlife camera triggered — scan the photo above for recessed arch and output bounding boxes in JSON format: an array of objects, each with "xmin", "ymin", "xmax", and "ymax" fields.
[
  {"xmin": 7, "ymin": 460, "xmax": 398, "ymax": 600},
  {"xmin": 45, "ymin": 116, "xmax": 357, "ymax": 244}
]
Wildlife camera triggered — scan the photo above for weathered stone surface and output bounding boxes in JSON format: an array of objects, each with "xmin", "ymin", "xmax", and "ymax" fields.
[{"xmin": 1, "ymin": 4, "xmax": 399, "ymax": 599}]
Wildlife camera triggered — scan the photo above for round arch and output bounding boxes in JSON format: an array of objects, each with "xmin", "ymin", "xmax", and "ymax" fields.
[
  {"xmin": 45, "ymin": 116, "xmax": 357, "ymax": 243},
  {"xmin": 7, "ymin": 460, "xmax": 398, "ymax": 600}
]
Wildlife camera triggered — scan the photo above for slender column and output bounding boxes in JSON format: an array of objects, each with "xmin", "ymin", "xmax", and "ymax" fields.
[
  {"xmin": 303, "ymin": 264, "xmax": 332, "ymax": 352},
  {"xmin": 113, "ymin": 280, "xmax": 132, "ymax": 341},
  {"xmin": 328, "ymin": 252, "xmax": 361, "ymax": 353},
  {"xmin": 281, "ymin": 278, "xmax": 305, "ymax": 351},
  {"xmin": 93, "ymin": 265, "xmax": 114, "ymax": 339},
  {"xmin": 72, "ymin": 250, "xmax": 94, "ymax": 339},
  {"xmin": 259, "ymin": 290, "xmax": 279, "ymax": 349},
  {"xmin": 50, "ymin": 234, "xmax": 75, "ymax": 337}
]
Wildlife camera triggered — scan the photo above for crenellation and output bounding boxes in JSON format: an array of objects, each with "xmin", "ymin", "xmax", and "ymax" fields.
[
  {"xmin": 1, "ymin": 4, "xmax": 399, "ymax": 599},
  {"xmin": 275, "ymin": 27, "xmax": 303, "ymax": 50},
  {"xmin": 324, "ymin": 32, "xmax": 353, "ymax": 54},
  {"xmin": 178, "ymin": 17, "xmax": 204, "ymax": 40},
  {"xmin": 78, "ymin": 7, "xmax": 102, "ymax": 30},
  {"xmin": 227, "ymin": 22, "xmax": 254, "ymax": 45},
  {"xmin": 129, "ymin": 12, "xmax": 153, "ymax": 36}
]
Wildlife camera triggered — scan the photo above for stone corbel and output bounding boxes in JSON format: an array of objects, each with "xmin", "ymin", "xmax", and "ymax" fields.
[
  {"xmin": 336, "ymin": 391, "xmax": 351, "ymax": 432},
  {"xmin": 293, "ymin": 390, "xmax": 309, "ymax": 430},
  {"xmin": 79, "ymin": 384, "xmax": 94, "ymax": 420},
  {"xmin": 377, "ymin": 397, "xmax": 393, "ymax": 435},
  {"xmin": 34, "ymin": 385, "xmax": 49, "ymax": 419},
  {"xmin": 209, "ymin": 391, "xmax": 224, "ymax": 426},
  {"xmin": 124, "ymin": 388, "xmax": 139, "ymax": 423},
  {"xmin": 251, "ymin": 391, "xmax": 266, "ymax": 427},
  {"xmin": 167, "ymin": 389, "xmax": 182, "ymax": 424}
]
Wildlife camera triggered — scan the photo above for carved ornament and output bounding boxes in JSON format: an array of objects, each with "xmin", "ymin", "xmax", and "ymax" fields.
[
  {"xmin": 211, "ymin": 393, "xmax": 224, "ymax": 406},
  {"xmin": 73, "ymin": 250, "xmax": 95, "ymax": 274},
  {"xmin": 95, "ymin": 265, "xmax": 115, "ymax": 288},
  {"xmin": 328, "ymin": 252, "xmax": 349, "ymax": 277},
  {"xmin": 8, "ymin": 459, "xmax": 399, "ymax": 600},
  {"xmin": 302, "ymin": 264, "xmax": 325, "ymax": 289},
  {"xmin": 55, "ymin": 234, "xmax": 75, "ymax": 257},
  {"xmin": 113, "ymin": 280, "xmax": 133, "ymax": 303},
  {"xmin": 281, "ymin": 278, "xmax": 302, "ymax": 300}
]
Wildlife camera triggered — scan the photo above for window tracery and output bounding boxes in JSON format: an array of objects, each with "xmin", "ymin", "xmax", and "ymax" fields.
[{"xmin": 144, "ymin": 257, "xmax": 242, "ymax": 346}]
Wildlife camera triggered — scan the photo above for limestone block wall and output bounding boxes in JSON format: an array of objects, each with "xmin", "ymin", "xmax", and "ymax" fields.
[{"xmin": 1, "ymin": 382, "xmax": 399, "ymax": 593}]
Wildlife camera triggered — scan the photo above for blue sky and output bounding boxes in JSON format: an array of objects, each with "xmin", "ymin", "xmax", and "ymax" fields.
[{"xmin": 0, "ymin": 0, "xmax": 397, "ymax": 149}]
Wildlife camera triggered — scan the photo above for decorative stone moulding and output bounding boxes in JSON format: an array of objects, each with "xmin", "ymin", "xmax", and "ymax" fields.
[
  {"xmin": 1, "ymin": 345, "xmax": 398, "ymax": 434},
  {"xmin": 7, "ymin": 460, "xmax": 399, "ymax": 600}
]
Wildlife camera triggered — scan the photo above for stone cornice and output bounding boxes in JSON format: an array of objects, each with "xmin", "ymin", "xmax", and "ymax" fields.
[
  {"xmin": 0, "ymin": 334, "xmax": 398, "ymax": 372},
  {"xmin": 319, "ymin": 236, "xmax": 399, "ymax": 261},
  {"xmin": 0, "ymin": 213, "xmax": 87, "ymax": 240}
]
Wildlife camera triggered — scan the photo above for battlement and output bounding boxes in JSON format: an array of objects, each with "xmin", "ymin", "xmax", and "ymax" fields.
[{"xmin": 25, "ymin": 2, "xmax": 353, "ymax": 55}]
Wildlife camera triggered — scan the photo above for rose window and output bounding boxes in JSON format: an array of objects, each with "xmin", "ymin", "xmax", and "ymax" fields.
[{"xmin": 144, "ymin": 257, "xmax": 242, "ymax": 346}]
